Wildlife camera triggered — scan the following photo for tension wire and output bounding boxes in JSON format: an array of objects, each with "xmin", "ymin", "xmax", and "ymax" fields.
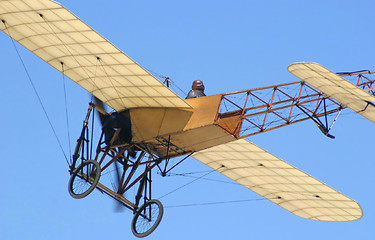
[
  {"xmin": 146, "ymin": 68, "xmax": 187, "ymax": 96},
  {"xmin": 1, "ymin": 20, "xmax": 70, "ymax": 165},
  {"xmin": 157, "ymin": 166, "xmax": 222, "ymax": 200},
  {"xmin": 164, "ymin": 198, "xmax": 270, "ymax": 208},
  {"xmin": 61, "ymin": 62, "xmax": 72, "ymax": 161},
  {"xmin": 39, "ymin": 14, "xmax": 110, "ymax": 104}
]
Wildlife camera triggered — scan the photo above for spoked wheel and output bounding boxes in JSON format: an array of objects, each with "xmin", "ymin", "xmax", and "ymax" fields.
[
  {"xmin": 68, "ymin": 160, "xmax": 101, "ymax": 199},
  {"xmin": 131, "ymin": 199, "xmax": 164, "ymax": 238}
]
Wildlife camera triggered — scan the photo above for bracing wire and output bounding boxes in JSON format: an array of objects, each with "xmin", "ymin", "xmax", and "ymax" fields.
[
  {"xmin": 161, "ymin": 169, "xmax": 278, "ymax": 209},
  {"xmin": 61, "ymin": 62, "xmax": 72, "ymax": 161},
  {"xmin": 164, "ymin": 198, "xmax": 271, "ymax": 208},
  {"xmin": 38, "ymin": 14, "xmax": 110, "ymax": 104},
  {"xmin": 146, "ymin": 68, "xmax": 188, "ymax": 96},
  {"xmin": 166, "ymin": 168, "xmax": 322, "ymax": 199},
  {"xmin": 2, "ymin": 20, "xmax": 70, "ymax": 165},
  {"xmin": 157, "ymin": 166, "xmax": 222, "ymax": 200},
  {"xmin": 167, "ymin": 172, "xmax": 239, "ymax": 185},
  {"xmin": 97, "ymin": 57, "xmax": 125, "ymax": 107}
]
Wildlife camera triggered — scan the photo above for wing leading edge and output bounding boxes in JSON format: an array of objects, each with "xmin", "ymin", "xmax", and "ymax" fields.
[
  {"xmin": 0, "ymin": 0, "xmax": 191, "ymax": 111},
  {"xmin": 192, "ymin": 139, "xmax": 362, "ymax": 221}
]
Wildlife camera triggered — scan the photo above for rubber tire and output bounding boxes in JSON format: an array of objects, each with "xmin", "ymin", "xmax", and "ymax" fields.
[
  {"xmin": 131, "ymin": 199, "xmax": 164, "ymax": 238},
  {"xmin": 68, "ymin": 160, "xmax": 101, "ymax": 199}
]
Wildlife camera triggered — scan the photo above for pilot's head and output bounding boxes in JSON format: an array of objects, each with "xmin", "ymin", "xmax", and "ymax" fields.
[{"xmin": 192, "ymin": 80, "xmax": 205, "ymax": 90}]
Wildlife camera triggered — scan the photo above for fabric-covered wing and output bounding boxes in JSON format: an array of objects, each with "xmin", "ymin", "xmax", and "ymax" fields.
[
  {"xmin": 0, "ymin": 0, "xmax": 191, "ymax": 111},
  {"xmin": 288, "ymin": 62, "xmax": 375, "ymax": 123},
  {"xmin": 192, "ymin": 139, "xmax": 362, "ymax": 221}
]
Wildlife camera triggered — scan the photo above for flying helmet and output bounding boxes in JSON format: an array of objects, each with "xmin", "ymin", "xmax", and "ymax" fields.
[{"xmin": 192, "ymin": 80, "xmax": 205, "ymax": 90}]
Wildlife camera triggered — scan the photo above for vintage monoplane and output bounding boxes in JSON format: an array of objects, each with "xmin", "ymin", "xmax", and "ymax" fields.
[{"xmin": 1, "ymin": 0, "xmax": 374, "ymax": 238}]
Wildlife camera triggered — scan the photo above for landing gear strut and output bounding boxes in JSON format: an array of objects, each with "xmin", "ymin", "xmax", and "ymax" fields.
[{"xmin": 68, "ymin": 103, "xmax": 165, "ymax": 238}]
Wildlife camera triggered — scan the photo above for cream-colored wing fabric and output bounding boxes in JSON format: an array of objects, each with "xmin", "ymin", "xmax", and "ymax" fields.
[
  {"xmin": 192, "ymin": 139, "xmax": 362, "ymax": 221},
  {"xmin": 0, "ymin": 0, "xmax": 191, "ymax": 111},
  {"xmin": 288, "ymin": 62, "xmax": 375, "ymax": 123}
]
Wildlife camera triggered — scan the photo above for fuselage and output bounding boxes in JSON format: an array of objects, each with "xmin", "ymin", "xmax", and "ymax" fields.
[{"xmin": 129, "ymin": 94, "xmax": 241, "ymax": 158}]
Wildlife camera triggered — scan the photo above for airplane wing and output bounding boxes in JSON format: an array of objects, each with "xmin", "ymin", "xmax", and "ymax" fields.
[
  {"xmin": 288, "ymin": 62, "xmax": 375, "ymax": 123},
  {"xmin": 192, "ymin": 139, "xmax": 362, "ymax": 221},
  {"xmin": 0, "ymin": 0, "xmax": 192, "ymax": 111}
]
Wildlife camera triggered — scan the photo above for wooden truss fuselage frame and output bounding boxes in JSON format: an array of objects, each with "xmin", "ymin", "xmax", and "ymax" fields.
[{"xmin": 217, "ymin": 71, "xmax": 375, "ymax": 138}]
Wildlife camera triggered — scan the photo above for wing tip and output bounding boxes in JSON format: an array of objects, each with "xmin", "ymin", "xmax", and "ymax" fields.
[
  {"xmin": 293, "ymin": 200, "xmax": 363, "ymax": 222},
  {"xmin": 287, "ymin": 62, "xmax": 322, "ymax": 73}
]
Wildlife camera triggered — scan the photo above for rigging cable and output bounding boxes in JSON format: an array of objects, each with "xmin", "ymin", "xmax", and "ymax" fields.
[
  {"xmin": 157, "ymin": 166, "xmax": 223, "ymax": 200},
  {"xmin": 61, "ymin": 62, "xmax": 72, "ymax": 161},
  {"xmin": 164, "ymin": 198, "xmax": 272, "ymax": 208},
  {"xmin": 38, "ymin": 14, "xmax": 111, "ymax": 105},
  {"xmin": 2, "ymin": 19, "xmax": 70, "ymax": 166},
  {"xmin": 161, "ymin": 170, "xmax": 278, "ymax": 208},
  {"xmin": 97, "ymin": 57, "xmax": 126, "ymax": 107},
  {"xmin": 146, "ymin": 68, "xmax": 188, "ymax": 96},
  {"xmin": 167, "ymin": 172, "xmax": 239, "ymax": 185}
]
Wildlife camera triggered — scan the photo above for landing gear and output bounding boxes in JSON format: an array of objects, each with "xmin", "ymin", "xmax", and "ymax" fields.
[
  {"xmin": 68, "ymin": 103, "xmax": 177, "ymax": 237},
  {"xmin": 131, "ymin": 200, "xmax": 164, "ymax": 238},
  {"xmin": 68, "ymin": 160, "xmax": 101, "ymax": 199}
]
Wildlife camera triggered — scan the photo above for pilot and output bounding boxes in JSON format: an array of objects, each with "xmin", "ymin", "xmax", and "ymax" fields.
[{"xmin": 186, "ymin": 80, "xmax": 206, "ymax": 99}]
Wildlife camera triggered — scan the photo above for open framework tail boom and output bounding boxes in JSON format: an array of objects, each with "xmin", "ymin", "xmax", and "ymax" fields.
[{"xmin": 216, "ymin": 66, "xmax": 375, "ymax": 139}]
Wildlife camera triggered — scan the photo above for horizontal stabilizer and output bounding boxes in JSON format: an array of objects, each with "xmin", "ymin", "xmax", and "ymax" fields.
[{"xmin": 288, "ymin": 62, "xmax": 375, "ymax": 123}]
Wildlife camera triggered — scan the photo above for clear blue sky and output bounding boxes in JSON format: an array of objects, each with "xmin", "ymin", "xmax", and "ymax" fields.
[{"xmin": 1, "ymin": 0, "xmax": 374, "ymax": 239}]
